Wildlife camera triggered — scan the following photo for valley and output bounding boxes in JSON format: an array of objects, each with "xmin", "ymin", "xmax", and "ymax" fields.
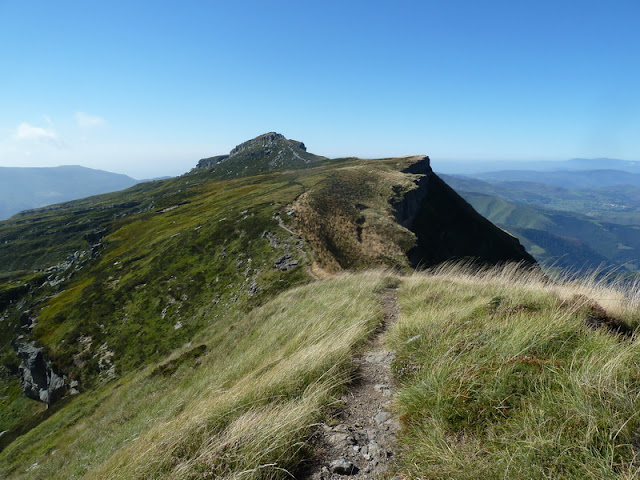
[{"xmin": 441, "ymin": 171, "xmax": 640, "ymax": 274}]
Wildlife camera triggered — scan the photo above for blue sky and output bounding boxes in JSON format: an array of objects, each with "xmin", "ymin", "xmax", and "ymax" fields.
[{"xmin": 1, "ymin": 0, "xmax": 639, "ymax": 178}]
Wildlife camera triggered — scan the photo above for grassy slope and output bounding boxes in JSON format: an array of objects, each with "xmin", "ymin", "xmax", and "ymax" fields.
[
  {"xmin": 4, "ymin": 266, "xmax": 640, "ymax": 479},
  {"xmin": 0, "ymin": 273, "xmax": 389, "ymax": 480},
  {"xmin": 0, "ymin": 156, "xmax": 419, "ymax": 442},
  {"xmin": 389, "ymin": 264, "xmax": 640, "ymax": 479},
  {"xmin": 0, "ymin": 171, "xmax": 315, "ymax": 433}
]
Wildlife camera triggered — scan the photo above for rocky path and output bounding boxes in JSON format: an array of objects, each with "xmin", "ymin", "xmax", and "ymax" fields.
[{"xmin": 301, "ymin": 288, "xmax": 400, "ymax": 479}]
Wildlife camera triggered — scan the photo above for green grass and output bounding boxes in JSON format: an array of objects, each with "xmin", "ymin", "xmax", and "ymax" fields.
[
  {"xmin": 388, "ymin": 263, "xmax": 640, "ymax": 479},
  {"xmin": 4, "ymin": 264, "xmax": 640, "ymax": 479},
  {"xmin": 0, "ymin": 272, "xmax": 389, "ymax": 479},
  {"xmin": 0, "ymin": 155, "xmax": 424, "ymax": 447}
]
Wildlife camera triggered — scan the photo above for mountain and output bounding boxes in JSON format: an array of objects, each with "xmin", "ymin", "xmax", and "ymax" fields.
[
  {"xmin": 0, "ymin": 133, "xmax": 533, "ymax": 443},
  {"xmin": 441, "ymin": 174, "xmax": 640, "ymax": 273},
  {"xmin": 440, "ymin": 171, "xmax": 640, "ymax": 226},
  {"xmin": 24, "ymin": 133, "xmax": 640, "ymax": 479},
  {"xmin": 472, "ymin": 169, "xmax": 640, "ymax": 189},
  {"xmin": 0, "ymin": 135, "xmax": 637, "ymax": 479},
  {"xmin": 437, "ymin": 157, "xmax": 640, "ymax": 175},
  {"xmin": 563, "ymin": 157, "xmax": 640, "ymax": 173},
  {"xmin": 0, "ymin": 165, "xmax": 139, "ymax": 220}
]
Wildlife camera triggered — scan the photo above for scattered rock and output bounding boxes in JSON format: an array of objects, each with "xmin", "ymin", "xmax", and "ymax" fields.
[
  {"xmin": 248, "ymin": 278, "xmax": 260, "ymax": 296},
  {"xmin": 274, "ymin": 253, "xmax": 298, "ymax": 271},
  {"xmin": 329, "ymin": 459, "xmax": 359, "ymax": 475},
  {"xmin": 374, "ymin": 411, "xmax": 392, "ymax": 425}
]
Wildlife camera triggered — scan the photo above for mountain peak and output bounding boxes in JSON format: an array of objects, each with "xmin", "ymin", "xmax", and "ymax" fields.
[
  {"xmin": 195, "ymin": 132, "xmax": 325, "ymax": 178},
  {"xmin": 229, "ymin": 132, "xmax": 294, "ymax": 155}
]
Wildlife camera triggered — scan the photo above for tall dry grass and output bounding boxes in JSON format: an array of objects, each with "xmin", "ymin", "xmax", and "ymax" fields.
[
  {"xmin": 390, "ymin": 261, "xmax": 640, "ymax": 479},
  {"xmin": 0, "ymin": 273, "xmax": 389, "ymax": 480}
]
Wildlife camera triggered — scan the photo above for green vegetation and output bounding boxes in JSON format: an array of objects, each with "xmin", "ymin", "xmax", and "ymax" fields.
[
  {"xmin": 0, "ymin": 152, "xmax": 424, "ymax": 443},
  {"xmin": 0, "ymin": 273, "xmax": 387, "ymax": 479},
  {"xmin": 4, "ymin": 265, "xmax": 640, "ymax": 479},
  {"xmin": 389, "ymin": 264, "xmax": 640, "ymax": 479},
  {"xmin": 443, "ymin": 175, "xmax": 640, "ymax": 273},
  {"xmin": 4, "ymin": 137, "xmax": 640, "ymax": 478}
]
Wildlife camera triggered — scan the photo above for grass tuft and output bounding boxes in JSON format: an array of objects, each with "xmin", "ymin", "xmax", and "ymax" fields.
[{"xmin": 389, "ymin": 262, "xmax": 640, "ymax": 479}]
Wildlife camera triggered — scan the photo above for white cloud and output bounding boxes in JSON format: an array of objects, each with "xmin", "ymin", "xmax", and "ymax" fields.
[
  {"xmin": 75, "ymin": 111, "xmax": 105, "ymax": 128},
  {"xmin": 15, "ymin": 122, "xmax": 57, "ymax": 141}
]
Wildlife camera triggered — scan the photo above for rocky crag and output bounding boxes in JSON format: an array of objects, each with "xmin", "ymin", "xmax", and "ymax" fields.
[{"xmin": 195, "ymin": 132, "xmax": 326, "ymax": 178}]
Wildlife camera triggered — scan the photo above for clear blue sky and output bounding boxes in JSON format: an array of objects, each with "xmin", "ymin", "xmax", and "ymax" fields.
[{"xmin": 1, "ymin": 0, "xmax": 639, "ymax": 178}]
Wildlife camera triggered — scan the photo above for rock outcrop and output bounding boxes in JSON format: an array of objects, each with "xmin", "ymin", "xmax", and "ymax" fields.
[
  {"xmin": 196, "ymin": 155, "xmax": 229, "ymax": 169},
  {"xmin": 15, "ymin": 342, "xmax": 66, "ymax": 404},
  {"xmin": 194, "ymin": 132, "xmax": 326, "ymax": 179}
]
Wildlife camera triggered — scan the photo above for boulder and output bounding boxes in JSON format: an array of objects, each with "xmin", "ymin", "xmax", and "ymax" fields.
[{"xmin": 15, "ymin": 342, "xmax": 67, "ymax": 404}]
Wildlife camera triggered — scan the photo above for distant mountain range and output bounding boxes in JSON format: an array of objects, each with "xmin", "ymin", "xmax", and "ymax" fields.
[
  {"xmin": 442, "ymin": 173, "xmax": 640, "ymax": 273},
  {"xmin": 472, "ymin": 169, "xmax": 640, "ymax": 189},
  {"xmin": 437, "ymin": 157, "xmax": 640, "ymax": 175},
  {"xmin": 0, "ymin": 165, "xmax": 139, "ymax": 220}
]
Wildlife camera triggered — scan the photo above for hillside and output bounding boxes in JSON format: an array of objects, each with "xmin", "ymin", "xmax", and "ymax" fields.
[
  {"xmin": 2, "ymin": 266, "xmax": 640, "ymax": 479},
  {"xmin": 442, "ymin": 174, "xmax": 640, "ymax": 273},
  {"xmin": 0, "ymin": 132, "xmax": 577, "ymax": 478},
  {"xmin": 473, "ymin": 169, "xmax": 640, "ymax": 189},
  {"xmin": 0, "ymin": 166, "xmax": 139, "ymax": 220}
]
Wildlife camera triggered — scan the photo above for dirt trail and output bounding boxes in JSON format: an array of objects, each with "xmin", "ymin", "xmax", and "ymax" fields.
[{"xmin": 300, "ymin": 287, "xmax": 400, "ymax": 479}]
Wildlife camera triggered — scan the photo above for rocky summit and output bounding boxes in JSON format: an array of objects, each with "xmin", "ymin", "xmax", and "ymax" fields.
[{"xmin": 195, "ymin": 132, "xmax": 326, "ymax": 179}]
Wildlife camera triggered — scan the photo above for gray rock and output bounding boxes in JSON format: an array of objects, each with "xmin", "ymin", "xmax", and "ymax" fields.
[
  {"xmin": 374, "ymin": 411, "xmax": 392, "ymax": 425},
  {"xmin": 15, "ymin": 342, "xmax": 67, "ymax": 404},
  {"xmin": 274, "ymin": 253, "xmax": 299, "ymax": 271},
  {"xmin": 327, "ymin": 432, "xmax": 356, "ymax": 447},
  {"xmin": 329, "ymin": 458, "xmax": 359, "ymax": 475},
  {"xmin": 373, "ymin": 383, "xmax": 392, "ymax": 396},
  {"xmin": 195, "ymin": 155, "xmax": 229, "ymax": 169}
]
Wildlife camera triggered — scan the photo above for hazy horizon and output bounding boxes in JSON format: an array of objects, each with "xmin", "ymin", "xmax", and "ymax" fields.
[{"xmin": 2, "ymin": 1, "xmax": 639, "ymax": 178}]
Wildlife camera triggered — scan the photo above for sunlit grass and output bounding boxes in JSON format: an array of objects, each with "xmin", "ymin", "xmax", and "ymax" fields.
[
  {"xmin": 0, "ymin": 272, "xmax": 388, "ymax": 479},
  {"xmin": 389, "ymin": 262, "xmax": 640, "ymax": 479}
]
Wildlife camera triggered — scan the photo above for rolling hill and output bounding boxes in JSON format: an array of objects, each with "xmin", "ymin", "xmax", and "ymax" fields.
[
  {"xmin": 2, "ymin": 135, "xmax": 640, "ymax": 479},
  {"xmin": 441, "ymin": 174, "xmax": 640, "ymax": 273},
  {"xmin": 473, "ymin": 169, "xmax": 640, "ymax": 189},
  {"xmin": 0, "ymin": 165, "xmax": 140, "ymax": 221}
]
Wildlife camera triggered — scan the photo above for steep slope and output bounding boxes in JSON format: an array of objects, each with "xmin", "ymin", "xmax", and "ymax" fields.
[
  {"xmin": 292, "ymin": 155, "xmax": 534, "ymax": 272},
  {"xmin": 394, "ymin": 160, "xmax": 534, "ymax": 268},
  {"xmin": 442, "ymin": 175, "xmax": 640, "ymax": 272},
  {"xmin": 0, "ymin": 133, "xmax": 534, "ymax": 457},
  {"xmin": 0, "ymin": 165, "xmax": 139, "ymax": 220}
]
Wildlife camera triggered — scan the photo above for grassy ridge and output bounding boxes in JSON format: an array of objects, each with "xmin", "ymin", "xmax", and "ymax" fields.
[
  {"xmin": 0, "ymin": 155, "xmax": 422, "ymax": 444},
  {"xmin": 3, "ymin": 265, "xmax": 640, "ymax": 478},
  {"xmin": 0, "ymin": 273, "xmax": 388, "ymax": 479},
  {"xmin": 389, "ymin": 264, "xmax": 640, "ymax": 479}
]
